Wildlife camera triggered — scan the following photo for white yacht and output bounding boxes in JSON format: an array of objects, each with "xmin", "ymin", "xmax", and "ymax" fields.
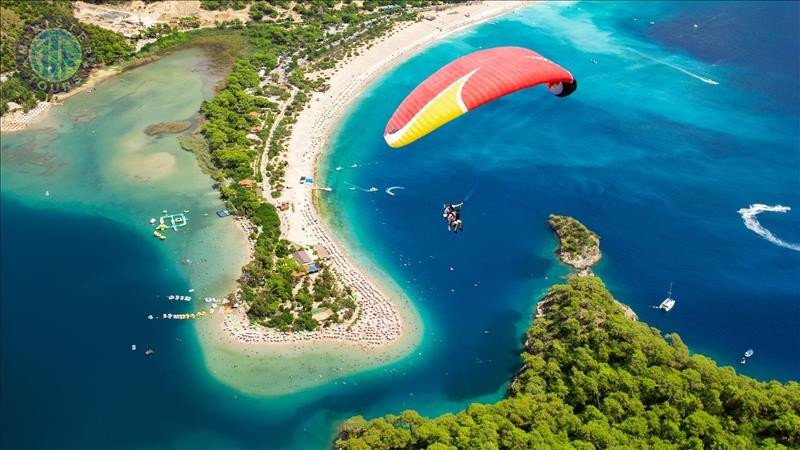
[{"xmin": 658, "ymin": 283, "xmax": 676, "ymax": 312}]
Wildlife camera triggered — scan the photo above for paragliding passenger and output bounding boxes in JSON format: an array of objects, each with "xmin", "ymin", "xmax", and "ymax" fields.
[
  {"xmin": 452, "ymin": 218, "xmax": 463, "ymax": 234},
  {"xmin": 443, "ymin": 203, "xmax": 454, "ymax": 219},
  {"xmin": 443, "ymin": 203, "xmax": 464, "ymax": 232}
]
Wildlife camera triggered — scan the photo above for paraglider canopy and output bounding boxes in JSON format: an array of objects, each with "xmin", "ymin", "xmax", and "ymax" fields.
[{"xmin": 384, "ymin": 46, "xmax": 576, "ymax": 148}]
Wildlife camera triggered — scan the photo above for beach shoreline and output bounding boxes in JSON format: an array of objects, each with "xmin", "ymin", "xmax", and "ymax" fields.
[
  {"xmin": 197, "ymin": 1, "xmax": 531, "ymax": 395},
  {"xmin": 280, "ymin": 0, "xmax": 529, "ymax": 345},
  {"xmin": 233, "ymin": 0, "xmax": 528, "ymax": 349},
  {"xmin": 0, "ymin": 66, "xmax": 120, "ymax": 133}
]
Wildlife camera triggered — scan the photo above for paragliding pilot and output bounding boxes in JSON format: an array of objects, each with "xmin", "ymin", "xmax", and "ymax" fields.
[{"xmin": 443, "ymin": 202, "xmax": 464, "ymax": 234}]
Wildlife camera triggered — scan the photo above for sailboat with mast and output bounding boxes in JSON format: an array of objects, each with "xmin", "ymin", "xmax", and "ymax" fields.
[{"xmin": 658, "ymin": 282, "xmax": 676, "ymax": 312}]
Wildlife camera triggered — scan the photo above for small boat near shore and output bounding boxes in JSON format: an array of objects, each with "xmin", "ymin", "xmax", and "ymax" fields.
[{"xmin": 741, "ymin": 349, "xmax": 754, "ymax": 364}]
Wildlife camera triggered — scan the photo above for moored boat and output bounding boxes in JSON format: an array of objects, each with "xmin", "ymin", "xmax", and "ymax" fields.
[{"xmin": 658, "ymin": 283, "xmax": 676, "ymax": 312}]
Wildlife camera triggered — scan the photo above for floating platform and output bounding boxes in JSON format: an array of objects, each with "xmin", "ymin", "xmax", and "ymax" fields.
[{"xmin": 159, "ymin": 213, "xmax": 188, "ymax": 230}]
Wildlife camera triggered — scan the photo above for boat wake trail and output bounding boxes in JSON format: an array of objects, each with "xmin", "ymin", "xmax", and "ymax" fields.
[
  {"xmin": 385, "ymin": 186, "xmax": 405, "ymax": 196},
  {"xmin": 629, "ymin": 49, "xmax": 719, "ymax": 85},
  {"xmin": 344, "ymin": 182, "xmax": 378, "ymax": 192},
  {"xmin": 737, "ymin": 204, "xmax": 800, "ymax": 251}
]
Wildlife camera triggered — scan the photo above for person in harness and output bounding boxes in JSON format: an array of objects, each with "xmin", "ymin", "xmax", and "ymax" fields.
[{"xmin": 443, "ymin": 202, "xmax": 464, "ymax": 233}]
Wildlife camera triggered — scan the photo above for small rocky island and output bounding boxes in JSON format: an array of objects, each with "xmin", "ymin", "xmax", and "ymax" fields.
[
  {"xmin": 548, "ymin": 214, "xmax": 601, "ymax": 276},
  {"xmin": 335, "ymin": 217, "xmax": 798, "ymax": 450},
  {"xmin": 542, "ymin": 214, "xmax": 635, "ymax": 320}
]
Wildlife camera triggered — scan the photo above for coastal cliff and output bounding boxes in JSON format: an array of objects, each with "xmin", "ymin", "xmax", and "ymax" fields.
[{"xmin": 334, "ymin": 218, "xmax": 800, "ymax": 450}]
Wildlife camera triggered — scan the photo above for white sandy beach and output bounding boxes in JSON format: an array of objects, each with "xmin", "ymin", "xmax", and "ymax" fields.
[
  {"xmin": 196, "ymin": 2, "xmax": 531, "ymax": 395},
  {"xmin": 0, "ymin": 67, "xmax": 120, "ymax": 133},
  {"xmin": 220, "ymin": 0, "xmax": 529, "ymax": 348}
]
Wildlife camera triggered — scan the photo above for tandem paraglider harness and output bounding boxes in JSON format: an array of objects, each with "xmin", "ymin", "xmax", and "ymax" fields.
[{"xmin": 443, "ymin": 203, "xmax": 464, "ymax": 234}]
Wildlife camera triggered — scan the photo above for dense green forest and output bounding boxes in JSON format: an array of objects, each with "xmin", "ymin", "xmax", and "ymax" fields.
[
  {"xmin": 0, "ymin": 0, "xmax": 132, "ymax": 114},
  {"xmin": 548, "ymin": 214, "xmax": 599, "ymax": 261},
  {"xmin": 335, "ymin": 275, "xmax": 800, "ymax": 449}
]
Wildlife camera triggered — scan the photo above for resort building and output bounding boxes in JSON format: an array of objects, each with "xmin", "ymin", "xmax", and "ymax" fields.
[
  {"xmin": 292, "ymin": 250, "xmax": 313, "ymax": 268},
  {"xmin": 291, "ymin": 250, "xmax": 319, "ymax": 275}
]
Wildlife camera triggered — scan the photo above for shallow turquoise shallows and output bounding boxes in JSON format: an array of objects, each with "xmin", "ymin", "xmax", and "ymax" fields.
[{"xmin": 2, "ymin": 3, "xmax": 799, "ymax": 449}]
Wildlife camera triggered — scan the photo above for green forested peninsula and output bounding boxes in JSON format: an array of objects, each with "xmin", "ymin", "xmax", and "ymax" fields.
[
  {"xmin": 334, "ymin": 220, "xmax": 800, "ymax": 449},
  {"xmin": 178, "ymin": 1, "xmax": 435, "ymax": 332}
]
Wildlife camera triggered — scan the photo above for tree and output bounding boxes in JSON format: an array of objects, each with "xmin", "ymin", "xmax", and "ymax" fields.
[
  {"xmin": 83, "ymin": 23, "xmax": 133, "ymax": 64},
  {"xmin": 335, "ymin": 276, "xmax": 800, "ymax": 448}
]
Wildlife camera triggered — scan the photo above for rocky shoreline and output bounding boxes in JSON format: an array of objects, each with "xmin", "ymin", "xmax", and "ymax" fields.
[
  {"xmin": 538, "ymin": 215, "xmax": 636, "ymax": 320},
  {"xmin": 547, "ymin": 214, "xmax": 601, "ymax": 276}
]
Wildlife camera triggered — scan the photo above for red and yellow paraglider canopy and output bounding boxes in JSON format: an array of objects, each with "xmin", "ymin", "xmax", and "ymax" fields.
[{"xmin": 384, "ymin": 46, "xmax": 576, "ymax": 148}]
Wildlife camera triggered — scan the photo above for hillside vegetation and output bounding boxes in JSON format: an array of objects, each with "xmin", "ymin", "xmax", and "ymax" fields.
[
  {"xmin": 0, "ymin": 0, "xmax": 132, "ymax": 114},
  {"xmin": 336, "ymin": 234, "xmax": 799, "ymax": 449},
  {"xmin": 548, "ymin": 214, "xmax": 600, "ymax": 266}
]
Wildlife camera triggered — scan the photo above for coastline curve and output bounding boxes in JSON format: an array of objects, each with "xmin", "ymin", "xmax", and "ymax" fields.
[{"xmin": 198, "ymin": 1, "xmax": 530, "ymax": 397}]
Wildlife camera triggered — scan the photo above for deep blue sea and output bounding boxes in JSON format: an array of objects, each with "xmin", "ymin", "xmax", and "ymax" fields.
[{"xmin": 2, "ymin": 2, "xmax": 798, "ymax": 449}]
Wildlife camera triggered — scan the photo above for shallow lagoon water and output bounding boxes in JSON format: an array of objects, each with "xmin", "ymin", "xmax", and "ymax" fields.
[{"xmin": 1, "ymin": 3, "xmax": 798, "ymax": 450}]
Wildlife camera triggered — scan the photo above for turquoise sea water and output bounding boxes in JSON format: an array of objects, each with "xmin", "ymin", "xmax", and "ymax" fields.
[{"xmin": 2, "ymin": 3, "xmax": 798, "ymax": 449}]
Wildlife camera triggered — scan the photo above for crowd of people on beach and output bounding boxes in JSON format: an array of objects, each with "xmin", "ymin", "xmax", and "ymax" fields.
[
  {"xmin": 222, "ymin": 198, "xmax": 403, "ymax": 347},
  {"xmin": 217, "ymin": 20, "xmax": 468, "ymax": 349}
]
